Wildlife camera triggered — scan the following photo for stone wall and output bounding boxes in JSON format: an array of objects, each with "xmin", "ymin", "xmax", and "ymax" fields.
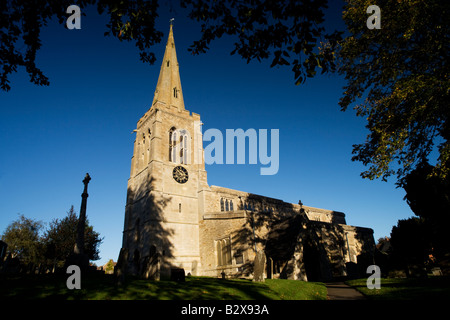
[{"xmin": 199, "ymin": 185, "xmax": 374, "ymax": 280}]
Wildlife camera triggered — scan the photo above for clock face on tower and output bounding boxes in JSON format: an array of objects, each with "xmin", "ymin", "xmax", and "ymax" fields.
[{"xmin": 173, "ymin": 166, "xmax": 189, "ymax": 184}]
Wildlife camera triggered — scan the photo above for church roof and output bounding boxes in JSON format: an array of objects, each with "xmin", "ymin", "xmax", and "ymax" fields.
[{"xmin": 152, "ymin": 23, "xmax": 185, "ymax": 111}]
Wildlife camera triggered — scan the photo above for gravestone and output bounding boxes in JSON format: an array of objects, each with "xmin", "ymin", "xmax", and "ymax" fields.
[
  {"xmin": 0, "ymin": 240, "xmax": 7, "ymax": 272},
  {"xmin": 253, "ymin": 251, "xmax": 266, "ymax": 282},
  {"xmin": 431, "ymin": 267, "xmax": 443, "ymax": 276},
  {"xmin": 143, "ymin": 251, "xmax": 160, "ymax": 280},
  {"xmin": 170, "ymin": 268, "xmax": 186, "ymax": 282},
  {"xmin": 0, "ymin": 240, "xmax": 7, "ymax": 261},
  {"xmin": 191, "ymin": 260, "xmax": 198, "ymax": 276}
]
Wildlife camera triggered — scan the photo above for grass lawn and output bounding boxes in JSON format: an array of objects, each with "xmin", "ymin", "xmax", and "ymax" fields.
[
  {"xmin": 346, "ymin": 276, "xmax": 450, "ymax": 300},
  {"xmin": 0, "ymin": 274, "xmax": 327, "ymax": 300}
]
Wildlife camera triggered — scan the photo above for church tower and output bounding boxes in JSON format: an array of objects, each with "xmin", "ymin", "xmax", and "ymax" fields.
[
  {"xmin": 121, "ymin": 23, "xmax": 209, "ymax": 278},
  {"xmin": 119, "ymin": 23, "xmax": 376, "ymax": 282}
]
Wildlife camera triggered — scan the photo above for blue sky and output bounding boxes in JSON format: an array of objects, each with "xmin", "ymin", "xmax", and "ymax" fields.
[{"xmin": 0, "ymin": 2, "xmax": 415, "ymax": 266}]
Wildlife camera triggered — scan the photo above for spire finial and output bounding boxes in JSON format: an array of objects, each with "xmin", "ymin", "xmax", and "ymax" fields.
[{"xmin": 169, "ymin": 18, "xmax": 175, "ymax": 26}]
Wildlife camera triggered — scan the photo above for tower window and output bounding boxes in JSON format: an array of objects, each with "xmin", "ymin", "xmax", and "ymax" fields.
[
  {"xmin": 179, "ymin": 130, "xmax": 188, "ymax": 164},
  {"xmin": 180, "ymin": 135, "xmax": 184, "ymax": 164},
  {"xmin": 167, "ymin": 60, "xmax": 170, "ymax": 67},
  {"xmin": 169, "ymin": 128, "xmax": 189, "ymax": 164},
  {"xmin": 179, "ymin": 203, "xmax": 181, "ymax": 213},
  {"xmin": 169, "ymin": 127, "xmax": 177, "ymax": 162},
  {"xmin": 173, "ymin": 87, "xmax": 178, "ymax": 98}
]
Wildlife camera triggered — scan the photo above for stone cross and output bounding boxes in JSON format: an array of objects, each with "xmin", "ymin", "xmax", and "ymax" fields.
[{"xmin": 74, "ymin": 173, "xmax": 91, "ymax": 255}]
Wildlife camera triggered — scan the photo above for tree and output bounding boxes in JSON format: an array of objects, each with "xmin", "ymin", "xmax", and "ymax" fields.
[
  {"xmin": 181, "ymin": 0, "xmax": 343, "ymax": 85},
  {"xmin": 43, "ymin": 205, "xmax": 103, "ymax": 268},
  {"xmin": 390, "ymin": 217, "xmax": 432, "ymax": 272},
  {"xmin": 339, "ymin": 0, "xmax": 450, "ymax": 182},
  {"xmin": 1, "ymin": 0, "xmax": 341, "ymax": 91},
  {"xmin": 1, "ymin": 214, "xmax": 44, "ymax": 265},
  {"xmin": 398, "ymin": 161, "xmax": 450, "ymax": 259},
  {"xmin": 104, "ymin": 259, "xmax": 115, "ymax": 274},
  {"xmin": 0, "ymin": 0, "xmax": 162, "ymax": 91}
]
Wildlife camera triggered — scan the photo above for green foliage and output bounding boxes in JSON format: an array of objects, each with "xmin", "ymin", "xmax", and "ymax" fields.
[
  {"xmin": 1, "ymin": 206, "xmax": 102, "ymax": 268},
  {"xmin": 398, "ymin": 162, "xmax": 450, "ymax": 259},
  {"xmin": 44, "ymin": 205, "xmax": 103, "ymax": 266},
  {"xmin": 399, "ymin": 161, "xmax": 450, "ymax": 222},
  {"xmin": 0, "ymin": 214, "xmax": 44, "ymax": 265},
  {"xmin": 389, "ymin": 217, "xmax": 432, "ymax": 267},
  {"xmin": 339, "ymin": 0, "xmax": 450, "ymax": 182},
  {"xmin": 104, "ymin": 259, "xmax": 115, "ymax": 274}
]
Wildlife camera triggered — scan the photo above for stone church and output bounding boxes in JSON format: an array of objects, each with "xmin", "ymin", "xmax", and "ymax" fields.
[{"xmin": 117, "ymin": 24, "xmax": 375, "ymax": 282}]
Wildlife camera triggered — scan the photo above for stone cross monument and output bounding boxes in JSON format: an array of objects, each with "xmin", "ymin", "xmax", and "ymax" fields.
[
  {"xmin": 74, "ymin": 173, "xmax": 91, "ymax": 255},
  {"xmin": 65, "ymin": 173, "xmax": 91, "ymax": 272}
]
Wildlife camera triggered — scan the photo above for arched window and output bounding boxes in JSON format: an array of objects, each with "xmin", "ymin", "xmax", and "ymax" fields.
[
  {"xmin": 180, "ymin": 134, "xmax": 185, "ymax": 164},
  {"xmin": 179, "ymin": 130, "xmax": 189, "ymax": 164},
  {"xmin": 183, "ymin": 132, "xmax": 188, "ymax": 163},
  {"xmin": 147, "ymin": 128, "xmax": 151, "ymax": 157},
  {"xmin": 142, "ymin": 133, "xmax": 146, "ymax": 163},
  {"xmin": 230, "ymin": 200, "xmax": 234, "ymax": 211},
  {"xmin": 170, "ymin": 128, "xmax": 189, "ymax": 164},
  {"xmin": 223, "ymin": 238, "xmax": 232, "ymax": 265},
  {"xmin": 169, "ymin": 127, "xmax": 177, "ymax": 162},
  {"xmin": 216, "ymin": 241, "xmax": 222, "ymax": 266},
  {"xmin": 220, "ymin": 198, "xmax": 224, "ymax": 212},
  {"xmin": 225, "ymin": 199, "xmax": 229, "ymax": 211},
  {"xmin": 216, "ymin": 237, "xmax": 232, "ymax": 266}
]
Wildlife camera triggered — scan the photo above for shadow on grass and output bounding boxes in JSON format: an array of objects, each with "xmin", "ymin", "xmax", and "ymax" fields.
[
  {"xmin": 115, "ymin": 277, "xmax": 276, "ymax": 300},
  {"xmin": 0, "ymin": 274, "xmax": 276, "ymax": 300},
  {"xmin": 346, "ymin": 276, "xmax": 450, "ymax": 300},
  {"xmin": 0, "ymin": 273, "xmax": 121, "ymax": 300},
  {"xmin": 0, "ymin": 274, "xmax": 328, "ymax": 300}
]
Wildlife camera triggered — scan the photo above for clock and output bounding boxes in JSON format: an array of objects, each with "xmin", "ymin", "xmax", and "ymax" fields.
[{"xmin": 173, "ymin": 166, "xmax": 189, "ymax": 184}]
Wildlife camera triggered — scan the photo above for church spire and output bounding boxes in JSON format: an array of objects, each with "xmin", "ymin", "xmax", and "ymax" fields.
[{"xmin": 152, "ymin": 22, "xmax": 185, "ymax": 111}]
